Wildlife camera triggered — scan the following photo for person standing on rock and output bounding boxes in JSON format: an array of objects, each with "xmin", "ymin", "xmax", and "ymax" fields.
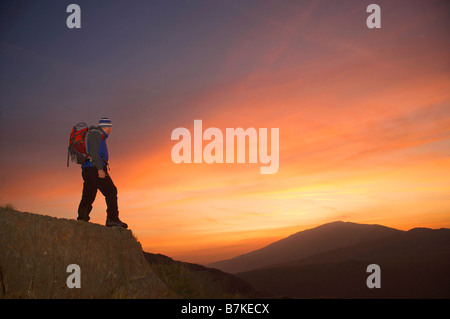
[{"xmin": 77, "ymin": 117, "xmax": 128, "ymax": 228}]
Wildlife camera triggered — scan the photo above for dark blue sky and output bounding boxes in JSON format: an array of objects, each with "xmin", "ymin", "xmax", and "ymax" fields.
[{"xmin": 1, "ymin": 1, "xmax": 280, "ymax": 160}]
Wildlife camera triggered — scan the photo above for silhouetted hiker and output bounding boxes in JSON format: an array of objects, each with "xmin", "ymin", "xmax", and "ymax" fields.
[{"xmin": 77, "ymin": 118, "xmax": 128, "ymax": 228}]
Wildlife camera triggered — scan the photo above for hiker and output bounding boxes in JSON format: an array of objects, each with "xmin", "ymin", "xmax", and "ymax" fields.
[{"xmin": 77, "ymin": 118, "xmax": 128, "ymax": 228}]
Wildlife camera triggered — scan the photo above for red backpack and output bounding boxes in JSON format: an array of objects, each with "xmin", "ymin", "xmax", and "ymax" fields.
[{"xmin": 67, "ymin": 122, "xmax": 90, "ymax": 167}]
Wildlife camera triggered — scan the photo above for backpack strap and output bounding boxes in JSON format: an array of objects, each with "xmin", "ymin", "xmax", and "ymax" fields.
[
  {"xmin": 85, "ymin": 128, "xmax": 108, "ymax": 167},
  {"xmin": 85, "ymin": 128, "xmax": 104, "ymax": 154}
]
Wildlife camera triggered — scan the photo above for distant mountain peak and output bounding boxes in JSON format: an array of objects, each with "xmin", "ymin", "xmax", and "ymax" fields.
[{"xmin": 209, "ymin": 220, "xmax": 401, "ymax": 274}]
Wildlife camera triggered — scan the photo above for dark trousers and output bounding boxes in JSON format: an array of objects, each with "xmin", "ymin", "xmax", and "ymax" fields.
[{"xmin": 78, "ymin": 167, "xmax": 119, "ymax": 221}]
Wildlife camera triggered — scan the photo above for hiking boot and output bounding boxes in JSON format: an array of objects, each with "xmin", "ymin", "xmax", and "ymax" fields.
[{"xmin": 106, "ymin": 218, "xmax": 128, "ymax": 228}]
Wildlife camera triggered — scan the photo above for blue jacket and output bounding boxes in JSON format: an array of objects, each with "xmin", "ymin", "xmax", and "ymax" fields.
[{"xmin": 81, "ymin": 126, "xmax": 109, "ymax": 170}]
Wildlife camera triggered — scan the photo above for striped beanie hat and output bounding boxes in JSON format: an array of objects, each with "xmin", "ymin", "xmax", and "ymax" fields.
[{"xmin": 98, "ymin": 117, "xmax": 112, "ymax": 127}]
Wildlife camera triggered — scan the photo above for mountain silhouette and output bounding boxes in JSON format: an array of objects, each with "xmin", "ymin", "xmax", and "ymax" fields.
[
  {"xmin": 2, "ymin": 206, "xmax": 448, "ymax": 299},
  {"xmin": 272, "ymin": 226, "xmax": 450, "ymax": 268},
  {"xmin": 237, "ymin": 227, "xmax": 450, "ymax": 298},
  {"xmin": 208, "ymin": 221, "xmax": 401, "ymax": 274}
]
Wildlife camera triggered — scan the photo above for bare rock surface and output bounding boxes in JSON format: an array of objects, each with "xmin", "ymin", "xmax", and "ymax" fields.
[{"xmin": 0, "ymin": 208, "xmax": 177, "ymax": 298}]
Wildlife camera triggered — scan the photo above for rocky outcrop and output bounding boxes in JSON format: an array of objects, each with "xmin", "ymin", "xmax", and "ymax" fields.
[{"xmin": 0, "ymin": 208, "xmax": 177, "ymax": 298}]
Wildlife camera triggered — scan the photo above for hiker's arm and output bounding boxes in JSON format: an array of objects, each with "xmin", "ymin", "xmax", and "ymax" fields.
[{"xmin": 88, "ymin": 132, "xmax": 104, "ymax": 171}]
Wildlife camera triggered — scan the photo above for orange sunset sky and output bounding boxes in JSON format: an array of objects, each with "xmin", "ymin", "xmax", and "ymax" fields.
[{"xmin": 0, "ymin": 0, "xmax": 449, "ymax": 264}]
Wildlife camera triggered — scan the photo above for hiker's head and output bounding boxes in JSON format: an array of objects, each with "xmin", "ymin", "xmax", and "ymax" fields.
[{"xmin": 98, "ymin": 117, "xmax": 112, "ymax": 135}]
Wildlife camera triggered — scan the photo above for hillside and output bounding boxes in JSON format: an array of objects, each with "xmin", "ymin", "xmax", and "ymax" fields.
[
  {"xmin": 0, "ymin": 207, "xmax": 265, "ymax": 299},
  {"xmin": 3, "ymin": 206, "xmax": 448, "ymax": 299},
  {"xmin": 272, "ymin": 227, "xmax": 450, "ymax": 268},
  {"xmin": 237, "ymin": 227, "xmax": 450, "ymax": 298},
  {"xmin": 143, "ymin": 252, "xmax": 269, "ymax": 298},
  {"xmin": 0, "ymin": 207, "xmax": 177, "ymax": 298},
  {"xmin": 209, "ymin": 221, "xmax": 401, "ymax": 273}
]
